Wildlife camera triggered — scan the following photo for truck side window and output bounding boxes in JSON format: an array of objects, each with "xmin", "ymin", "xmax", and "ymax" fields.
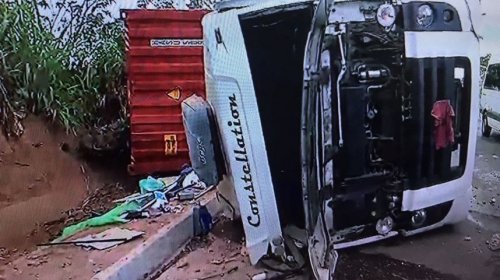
[{"xmin": 484, "ymin": 63, "xmax": 500, "ymax": 90}]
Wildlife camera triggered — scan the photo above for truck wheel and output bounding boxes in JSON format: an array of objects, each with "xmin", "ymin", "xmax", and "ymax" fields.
[{"xmin": 482, "ymin": 114, "xmax": 492, "ymax": 137}]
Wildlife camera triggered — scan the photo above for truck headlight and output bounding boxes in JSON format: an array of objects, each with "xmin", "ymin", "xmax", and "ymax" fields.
[
  {"xmin": 416, "ymin": 4, "xmax": 434, "ymax": 27},
  {"xmin": 410, "ymin": 209, "xmax": 427, "ymax": 228}
]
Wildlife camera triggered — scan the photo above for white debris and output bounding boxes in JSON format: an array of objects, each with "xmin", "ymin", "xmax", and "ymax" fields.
[
  {"xmin": 252, "ymin": 272, "xmax": 268, "ymax": 280},
  {"xmin": 464, "ymin": 236, "xmax": 472, "ymax": 241}
]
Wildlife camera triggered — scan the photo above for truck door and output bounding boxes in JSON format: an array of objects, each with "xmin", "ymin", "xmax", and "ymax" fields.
[{"xmin": 301, "ymin": 0, "xmax": 337, "ymax": 279}]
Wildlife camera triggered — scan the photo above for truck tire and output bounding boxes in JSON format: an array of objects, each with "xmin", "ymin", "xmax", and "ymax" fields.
[{"xmin": 482, "ymin": 113, "xmax": 492, "ymax": 137}]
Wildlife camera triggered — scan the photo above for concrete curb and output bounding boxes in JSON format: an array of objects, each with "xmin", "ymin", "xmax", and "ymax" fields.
[{"xmin": 92, "ymin": 192, "xmax": 222, "ymax": 280}]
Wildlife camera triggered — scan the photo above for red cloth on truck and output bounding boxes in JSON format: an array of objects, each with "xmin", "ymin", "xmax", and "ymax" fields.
[{"xmin": 431, "ymin": 100, "xmax": 455, "ymax": 150}]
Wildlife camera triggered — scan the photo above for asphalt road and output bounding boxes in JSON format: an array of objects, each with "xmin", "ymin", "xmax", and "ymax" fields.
[
  {"xmin": 471, "ymin": 128, "xmax": 500, "ymax": 219},
  {"xmin": 161, "ymin": 131, "xmax": 500, "ymax": 280},
  {"xmin": 357, "ymin": 130, "xmax": 500, "ymax": 280}
]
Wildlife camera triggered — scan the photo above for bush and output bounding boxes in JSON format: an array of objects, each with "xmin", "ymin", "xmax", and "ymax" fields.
[{"xmin": 0, "ymin": 0, "xmax": 125, "ymax": 135}]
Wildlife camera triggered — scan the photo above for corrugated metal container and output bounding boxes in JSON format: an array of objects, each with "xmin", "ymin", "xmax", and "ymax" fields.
[{"xmin": 124, "ymin": 9, "xmax": 209, "ymax": 175}]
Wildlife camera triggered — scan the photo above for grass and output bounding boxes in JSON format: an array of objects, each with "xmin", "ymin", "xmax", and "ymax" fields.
[{"xmin": 0, "ymin": 0, "xmax": 125, "ymax": 135}]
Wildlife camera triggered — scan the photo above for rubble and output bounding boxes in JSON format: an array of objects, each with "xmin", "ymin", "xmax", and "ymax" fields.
[
  {"xmin": 51, "ymin": 165, "xmax": 212, "ymax": 243},
  {"xmin": 210, "ymin": 259, "xmax": 224, "ymax": 265},
  {"xmin": 240, "ymin": 246, "xmax": 248, "ymax": 257},
  {"xmin": 0, "ymin": 247, "xmax": 8, "ymax": 259},
  {"xmin": 26, "ymin": 255, "xmax": 48, "ymax": 267},
  {"xmin": 176, "ymin": 260, "xmax": 189, "ymax": 269},
  {"xmin": 487, "ymin": 233, "xmax": 500, "ymax": 251},
  {"xmin": 197, "ymin": 266, "xmax": 238, "ymax": 280}
]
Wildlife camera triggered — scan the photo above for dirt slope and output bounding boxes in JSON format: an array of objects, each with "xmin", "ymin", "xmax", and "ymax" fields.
[{"xmin": 0, "ymin": 117, "xmax": 88, "ymax": 252}]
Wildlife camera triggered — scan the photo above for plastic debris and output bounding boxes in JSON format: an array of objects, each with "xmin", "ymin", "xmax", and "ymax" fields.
[
  {"xmin": 139, "ymin": 176, "xmax": 165, "ymax": 194},
  {"xmin": 464, "ymin": 236, "xmax": 472, "ymax": 241},
  {"xmin": 193, "ymin": 205, "xmax": 213, "ymax": 236},
  {"xmin": 151, "ymin": 191, "xmax": 168, "ymax": 211},
  {"xmin": 252, "ymin": 272, "xmax": 268, "ymax": 280},
  {"xmin": 75, "ymin": 228, "xmax": 144, "ymax": 250},
  {"xmin": 58, "ymin": 166, "xmax": 213, "ymax": 242},
  {"xmin": 57, "ymin": 201, "xmax": 142, "ymax": 241},
  {"xmin": 42, "ymin": 228, "xmax": 144, "ymax": 250}
]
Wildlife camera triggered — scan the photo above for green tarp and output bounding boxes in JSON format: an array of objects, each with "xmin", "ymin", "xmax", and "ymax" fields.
[{"xmin": 56, "ymin": 200, "xmax": 142, "ymax": 241}]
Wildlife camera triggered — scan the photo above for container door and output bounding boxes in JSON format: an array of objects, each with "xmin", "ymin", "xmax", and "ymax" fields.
[{"xmin": 301, "ymin": 0, "xmax": 337, "ymax": 279}]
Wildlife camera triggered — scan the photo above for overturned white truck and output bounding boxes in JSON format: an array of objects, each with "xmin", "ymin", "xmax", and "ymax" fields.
[{"xmin": 190, "ymin": 0, "xmax": 480, "ymax": 278}]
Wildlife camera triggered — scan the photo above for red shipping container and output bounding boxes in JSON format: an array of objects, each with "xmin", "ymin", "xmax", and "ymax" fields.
[{"xmin": 123, "ymin": 9, "xmax": 209, "ymax": 175}]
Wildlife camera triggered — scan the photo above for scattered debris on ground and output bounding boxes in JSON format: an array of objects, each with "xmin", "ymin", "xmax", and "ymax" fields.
[
  {"xmin": 25, "ymin": 251, "xmax": 49, "ymax": 267},
  {"xmin": 251, "ymin": 272, "xmax": 268, "ymax": 280},
  {"xmin": 39, "ymin": 228, "xmax": 144, "ymax": 250},
  {"xmin": 159, "ymin": 218, "xmax": 472, "ymax": 280},
  {"xmin": 486, "ymin": 233, "xmax": 500, "ymax": 251},
  {"xmin": 156, "ymin": 219, "xmax": 279, "ymax": 280},
  {"xmin": 0, "ymin": 207, "xmax": 193, "ymax": 280},
  {"xmin": 335, "ymin": 250, "xmax": 460, "ymax": 280},
  {"xmin": 197, "ymin": 265, "xmax": 238, "ymax": 280},
  {"xmin": 52, "ymin": 165, "xmax": 213, "ymax": 242},
  {"xmin": 42, "ymin": 183, "xmax": 135, "ymax": 240}
]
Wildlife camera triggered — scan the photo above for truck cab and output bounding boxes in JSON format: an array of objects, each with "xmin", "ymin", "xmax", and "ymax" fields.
[
  {"xmin": 481, "ymin": 55, "xmax": 500, "ymax": 137},
  {"xmin": 201, "ymin": 1, "xmax": 480, "ymax": 279}
]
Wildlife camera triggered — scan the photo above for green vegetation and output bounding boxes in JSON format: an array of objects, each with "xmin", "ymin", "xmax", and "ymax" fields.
[
  {"xmin": 0, "ymin": 0, "xmax": 125, "ymax": 136},
  {"xmin": 0, "ymin": 0, "xmax": 221, "ymax": 138},
  {"xmin": 137, "ymin": 0, "xmax": 219, "ymax": 9}
]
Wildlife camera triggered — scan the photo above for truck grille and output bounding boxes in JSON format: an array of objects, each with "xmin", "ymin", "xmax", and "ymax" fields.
[{"xmin": 404, "ymin": 57, "xmax": 471, "ymax": 189}]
